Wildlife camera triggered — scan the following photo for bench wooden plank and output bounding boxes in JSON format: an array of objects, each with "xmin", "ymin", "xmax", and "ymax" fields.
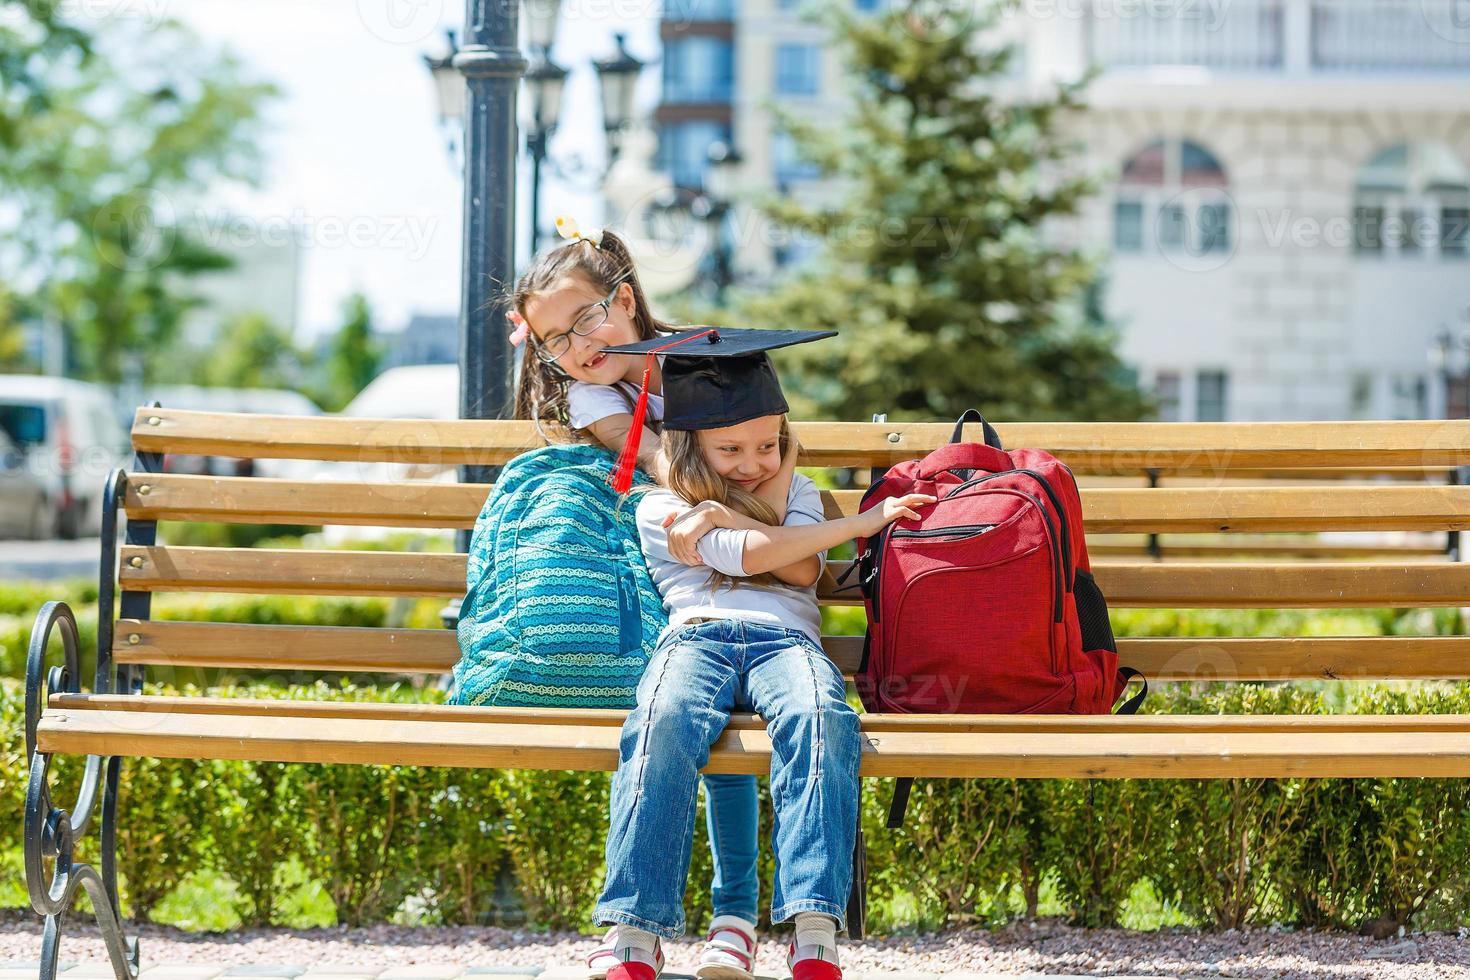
[
  {"xmin": 111, "ymin": 620, "xmax": 1470, "ymax": 681},
  {"xmin": 123, "ymin": 474, "xmax": 1470, "ymax": 533},
  {"xmin": 117, "ymin": 545, "xmax": 1470, "ymax": 607},
  {"xmin": 49, "ymin": 694, "xmax": 1470, "ymax": 732},
  {"xmin": 130, "ymin": 409, "xmax": 1470, "ymax": 473},
  {"xmin": 38, "ymin": 707, "xmax": 1470, "ymax": 777}
]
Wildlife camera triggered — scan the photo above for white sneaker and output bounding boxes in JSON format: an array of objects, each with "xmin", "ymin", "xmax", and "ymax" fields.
[
  {"xmin": 695, "ymin": 917, "xmax": 758, "ymax": 980},
  {"xmin": 586, "ymin": 925, "xmax": 665, "ymax": 979}
]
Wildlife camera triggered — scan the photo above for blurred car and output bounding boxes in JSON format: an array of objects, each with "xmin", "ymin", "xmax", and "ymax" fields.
[
  {"xmin": 134, "ymin": 385, "xmax": 323, "ymax": 478},
  {"xmin": 0, "ymin": 426, "xmax": 53, "ymax": 539},
  {"xmin": 0, "ymin": 376, "xmax": 128, "ymax": 538}
]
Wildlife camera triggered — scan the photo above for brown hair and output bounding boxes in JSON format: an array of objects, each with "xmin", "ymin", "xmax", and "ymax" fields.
[
  {"xmin": 658, "ymin": 417, "xmax": 796, "ymax": 590},
  {"xmin": 507, "ymin": 230, "xmax": 671, "ymax": 443}
]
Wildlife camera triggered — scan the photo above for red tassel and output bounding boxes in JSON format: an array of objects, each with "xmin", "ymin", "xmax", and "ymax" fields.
[
  {"xmin": 609, "ymin": 357, "xmax": 653, "ymax": 494},
  {"xmin": 607, "ymin": 328, "xmax": 719, "ymax": 493}
]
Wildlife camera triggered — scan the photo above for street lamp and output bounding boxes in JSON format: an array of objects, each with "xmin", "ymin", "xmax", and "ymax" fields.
[
  {"xmin": 594, "ymin": 34, "xmax": 644, "ymax": 162},
  {"xmin": 422, "ymin": 30, "xmax": 465, "ymax": 161},
  {"xmin": 651, "ymin": 141, "xmax": 743, "ymax": 303}
]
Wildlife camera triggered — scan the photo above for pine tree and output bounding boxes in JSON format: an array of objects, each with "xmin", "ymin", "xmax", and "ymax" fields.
[{"xmin": 735, "ymin": 0, "xmax": 1152, "ymax": 423}]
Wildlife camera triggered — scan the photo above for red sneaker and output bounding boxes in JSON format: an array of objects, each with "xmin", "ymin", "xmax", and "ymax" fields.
[
  {"xmin": 787, "ymin": 940, "xmax": 842, "ymax": 980},
  {"xmin": 606, "ymin": 952, "xmax": 660, "ymax": 980},
  {"xmin": 587, "ymin": 926, "xmax": 665, "ymax": 979}
]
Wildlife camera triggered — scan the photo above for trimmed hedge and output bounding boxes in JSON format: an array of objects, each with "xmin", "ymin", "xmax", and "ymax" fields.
[
  {"xmin": 6, "ymin": 677, "xmax": 1470, "ymax": 935},
  {"xmin": 6, "ymin": 588, "xmax": 1470, "ymax": 934}
]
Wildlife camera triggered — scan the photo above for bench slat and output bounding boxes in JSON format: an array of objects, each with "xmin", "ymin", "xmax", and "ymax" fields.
[
  {"xmin": 111, "ymin": 620, "xmax": 1470, "ymax": 681},
  {"xmin": 124, "ymin": 474, "xmax": 1470, "ymax": 533},
  {"xmin": 130, "ymin": 409, "xmax": 1470, "ymax": 473},
  {"xmin": 117, "ymin": 545, "xmax": 1470, "ymax": 607},
  {"xmin": 50, "ymin": 694, "xmax": 1470, "ymax": 732},
  {"xmin": 38, "ymin": 706, "xmax": 1470, "ymax": 777}
]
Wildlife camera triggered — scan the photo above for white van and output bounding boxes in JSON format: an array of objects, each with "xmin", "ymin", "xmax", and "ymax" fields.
[{"xmin": 0, "ymin": 376, "xmax": 128, "ymax": 538}]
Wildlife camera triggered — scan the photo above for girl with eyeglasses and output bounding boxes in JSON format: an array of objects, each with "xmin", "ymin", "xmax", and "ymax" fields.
[{"xmin": 506, "ymin": 218, "xmax": 791, "ymax": 979}]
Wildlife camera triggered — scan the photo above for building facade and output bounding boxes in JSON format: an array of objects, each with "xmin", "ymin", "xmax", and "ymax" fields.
[{"xmin": 651, "ymin": 0, "xmax": 1470, "ymax": 421}]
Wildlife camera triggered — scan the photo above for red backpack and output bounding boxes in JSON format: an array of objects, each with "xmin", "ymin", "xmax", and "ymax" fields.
[
  {"xmin": 852, "ymin": 410, "xmax": 1145, "ymax": 711},
  {"xmin": 850, "ymin": 410, "xmax": 1146, "ymax": 824}
]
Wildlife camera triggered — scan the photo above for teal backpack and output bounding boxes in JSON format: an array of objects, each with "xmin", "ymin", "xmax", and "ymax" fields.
[{"xmin": 450, "ymin": 444, "xmax": 668, "ymax": 708}]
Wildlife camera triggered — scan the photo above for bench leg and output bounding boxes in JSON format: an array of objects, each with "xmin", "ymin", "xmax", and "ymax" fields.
[
  {"xmin": 845, "ymin": 784, "xmax": 868, "ymax": 940},
  {"xmin": 25, "ymin": 601, "xmax": 141, "ymax": 980}
]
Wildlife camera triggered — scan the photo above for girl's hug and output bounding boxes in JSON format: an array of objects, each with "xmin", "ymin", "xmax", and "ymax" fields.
[{"xmin": 456, "ymin": 218, "xmax": 930, "ymax": 980}]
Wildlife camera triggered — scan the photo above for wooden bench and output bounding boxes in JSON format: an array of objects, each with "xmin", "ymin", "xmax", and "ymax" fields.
[{"xmin": 22, "ymin": 408, "xmax": 1470, "ymax": 978}]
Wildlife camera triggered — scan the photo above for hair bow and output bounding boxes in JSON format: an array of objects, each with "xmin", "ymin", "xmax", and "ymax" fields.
[
  {"xmin": 506, "ymin": 309, "xmax": 530, "ymax": 347},
  {"xmin": 555, "ymin": 215, "xmax": 603, "ymax": 248}
]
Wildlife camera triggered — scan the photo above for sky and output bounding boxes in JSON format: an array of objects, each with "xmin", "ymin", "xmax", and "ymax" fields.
[{"xmin": 148, "ymin": 0, "xmax": 661, "ymax": 341}]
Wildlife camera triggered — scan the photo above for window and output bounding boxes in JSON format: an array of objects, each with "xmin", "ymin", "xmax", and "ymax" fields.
[
  {"xmin": 1349, "ymin": 372, "xmax": 1375, "ymax": 419},
  {"xmin": 1391, "ymin": 373, "xmax": 1428, "ymax": 419},
  {"xmin": 663, "ymin": 0, "xmax": 735, "ymax": 20},
  {"xmin": 772, "ymin": 129, "xmax": 820, "ymax": 183},
  {"xmin": 1153, "ymin": 370, "xmax": 1181, "ymax": 421},
  {"xmin": 1196, "ymin": 370, "xmax": 1228, "ymax": 422},
  {"xmin": 774, "ymin": 43, "xmax": 820, "ymax": 96},
  {"xmin": 1114, "ymin": 201, "xmax": 1143, "ymax": 252},
  {"xmin": 1353, "ymin": 142, "xmax": 1470, "ymax": 260},
  {"xmin": 662, "ymin": 36, "xmax": 734, "ymax": 103},
  {"xmin": 1114, "ymin": 139, "xmax": 1233, "ymax": 259},
  {"xmin": 657, "ymin": 120, "xmax": 731, "ymax": 188}
]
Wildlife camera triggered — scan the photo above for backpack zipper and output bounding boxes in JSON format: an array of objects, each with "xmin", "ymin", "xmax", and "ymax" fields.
[{"xmin": 890, "ymin": 522, "xmax": 997, "ymax": 539}]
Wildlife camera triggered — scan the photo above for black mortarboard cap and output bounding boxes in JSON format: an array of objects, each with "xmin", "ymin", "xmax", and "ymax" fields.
[{"xmin": 598, "ymin": 327, "xmax": 836, "ymax": 491}]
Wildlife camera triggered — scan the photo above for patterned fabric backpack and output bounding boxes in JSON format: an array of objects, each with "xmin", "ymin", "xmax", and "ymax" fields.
[{"xmin": 450, "ymin": 444, "xmax": 668, "ymax": 708}]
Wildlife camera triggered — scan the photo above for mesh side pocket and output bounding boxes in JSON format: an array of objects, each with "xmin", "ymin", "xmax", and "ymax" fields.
[{"xmin": 1074, "ymin": 569, "xmax": 1117, "ymax": 653}]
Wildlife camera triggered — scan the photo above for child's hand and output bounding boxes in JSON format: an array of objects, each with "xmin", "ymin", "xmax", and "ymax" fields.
[
  {"xmin": 662, "ymin": 501, "xmax": 724, "ymax": 566},
  {"xmin": 863, "ymin": 493, "xmax": 936, "ymax": 535}
]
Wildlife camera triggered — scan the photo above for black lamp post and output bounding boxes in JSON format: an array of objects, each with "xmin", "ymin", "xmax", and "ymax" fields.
[
  {"xmin": 703, "ymin": 140, "xmax": 742, "ymax": 303},
  {"xmin": 421, "ymin": 4, "xmax": 526, "ymax": 565}
]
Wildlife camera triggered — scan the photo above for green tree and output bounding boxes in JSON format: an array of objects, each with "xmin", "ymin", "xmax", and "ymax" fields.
[
  {"xmin": 0, "ymin": 285, "xmax": 34, "ymax": 373},
  {"xmin": 0, "ymin": 4, "xmax": 276, "ymax": 384},
  {"xmin": 197, "ymin": 311, "xmax": 307, "ymax": 391},
  {"xmin": 735, "ymin": 0, "xmax": 1151, "ymax": 423},
  {"xmin": 310, "ymin": 292, "xmax": 382, "ymax": 412}
]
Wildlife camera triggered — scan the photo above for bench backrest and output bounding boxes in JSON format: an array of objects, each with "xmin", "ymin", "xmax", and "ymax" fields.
[{"xmin": 110, "ymin": 408, "xmax": 1470, "ymax": 689}]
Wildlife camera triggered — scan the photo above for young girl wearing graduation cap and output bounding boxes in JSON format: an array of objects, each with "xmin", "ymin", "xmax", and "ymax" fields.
[
  {"xmin": 590, "ymin": 327, "xmax": 934, "ymax": 980},
  {"xmin": 505, "ymin": 218, "xmax": 782, "ymax": 979}
]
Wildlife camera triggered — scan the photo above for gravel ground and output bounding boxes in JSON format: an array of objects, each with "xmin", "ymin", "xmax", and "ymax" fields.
[{"xmin": 4, "ymin": 915, "xmax": 1470, "ymax": 978}]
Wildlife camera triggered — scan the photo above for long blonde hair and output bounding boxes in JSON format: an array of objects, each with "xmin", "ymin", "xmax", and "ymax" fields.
[{"xmin": 660, "ymin": 417, "xmax": 795, "ymax": 590}]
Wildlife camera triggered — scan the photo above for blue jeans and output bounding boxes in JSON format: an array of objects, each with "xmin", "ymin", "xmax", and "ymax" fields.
[
  {"xmin": 703, "ymin": 772, "xmax": 759, "ymax": 923},
  {"xmin": 595, "ymin": 619, "xmax": 861, "ymax": 939}
]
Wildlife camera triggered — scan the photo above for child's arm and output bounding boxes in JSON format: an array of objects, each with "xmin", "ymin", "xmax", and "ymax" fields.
[
  {"xmin": 737, "ymin": 495, "xmax": 932, "ymax": 576},
  {"xmin": 665, "ymin": 493, "xmax": 934, "ymax": 579},
  {"xmin": 583, "ymin": 414, "xmax": 668, "ymax": 484},
  {"xmin": 749, "ymin": 435, "xmax": 799, "ymax": 524}
]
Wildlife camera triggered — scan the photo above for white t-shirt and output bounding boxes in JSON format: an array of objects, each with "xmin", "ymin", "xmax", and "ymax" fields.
[
  {"xmin": 567, "ymin": 380, "xmax": 665, "ymax": 430},
  {"xmin": 635, "ymin": 474, "xmax": 828, "ymax": 644},
  {"xmin": 566, "ymin": 356, "xmax": 668, "ymax": 430}
]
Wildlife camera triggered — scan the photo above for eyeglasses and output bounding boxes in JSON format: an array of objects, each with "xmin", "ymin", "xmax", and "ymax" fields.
[{"xmin": 533, "ymin": 283, "xmax": 622, "ymax": 364}]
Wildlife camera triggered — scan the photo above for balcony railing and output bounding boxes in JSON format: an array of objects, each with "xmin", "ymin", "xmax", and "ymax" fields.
[
  {"xmin": 1083, "ymin": 0, "xmax": 1470, "ymax": 72},
  {"xmin": 1312, "ymin": 0, "xmax": 1470, "ymax": 70},
  {"xmin": 1084, "ymin": 0, "xmax": 1285, "ymax": 69}
]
